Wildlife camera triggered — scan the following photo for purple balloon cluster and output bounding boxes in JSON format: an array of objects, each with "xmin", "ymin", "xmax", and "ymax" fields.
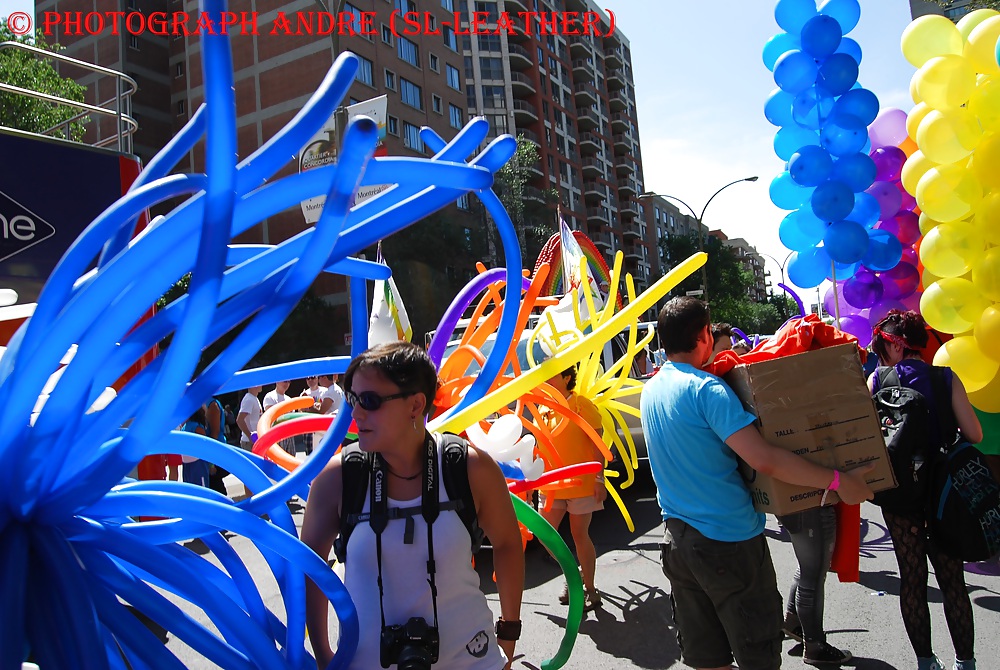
[
  {"xmin": 764, "ymin": 0, "xmax": 905, "ymax": 304},
  {"xmin": 823, "ymin": 110, "xmax": 923, "ymax": 347}
]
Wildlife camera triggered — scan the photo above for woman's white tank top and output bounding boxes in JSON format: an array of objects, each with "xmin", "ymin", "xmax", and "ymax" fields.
[{"xmin": 343, "ymin": 449, "xmax": 506, "ymax": 669}]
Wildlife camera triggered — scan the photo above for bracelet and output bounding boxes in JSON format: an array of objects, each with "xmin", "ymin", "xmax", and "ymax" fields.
[
  {"xmin": 495, "ymin": 618, "xmax": 521, "ymax": 641},
  {"xmin": 820, "ymin": 470, "xmax": 840, "ymax": 507}
]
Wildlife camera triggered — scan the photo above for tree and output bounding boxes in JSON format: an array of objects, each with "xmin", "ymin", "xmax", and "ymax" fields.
[
  {"xmin": 934, "ymin": 1, "xmax": 1000, "ymax": 10},
  {"xmin": 0, "ymin": 27, "xmax": 88, "ymax": 141},
  {"xmin": 492, "ymin": 136, "xmax": 559, "ymax": 266}
]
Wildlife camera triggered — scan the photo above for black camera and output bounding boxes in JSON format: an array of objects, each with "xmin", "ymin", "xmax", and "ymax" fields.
[{"xmin": 379, "ymin": 617, "xmax": 440, "ymax": 669}]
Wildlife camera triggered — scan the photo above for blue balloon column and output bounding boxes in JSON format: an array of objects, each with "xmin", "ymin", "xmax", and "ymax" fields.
[
  {"xmin": 0, "ymin": 1, "xmax": 525, "ymax": 668},
  {"xmin": 766, "ymin": 0, "xmax": 902, "ymax": 298}
]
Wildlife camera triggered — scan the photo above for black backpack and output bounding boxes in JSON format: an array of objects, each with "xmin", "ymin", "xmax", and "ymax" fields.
[
  {"xmin": 333, "ymin": 433, "xmax": 484, "ymax": 564},
  {"xmin": 871, "ymin": 366, "xmax": 949, "ymax": 512}
]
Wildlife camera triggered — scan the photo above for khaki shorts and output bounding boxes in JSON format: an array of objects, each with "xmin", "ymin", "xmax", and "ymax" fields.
[{"xmin": 543, "ymin": 494, "xmax": 604, "ymax": 515}]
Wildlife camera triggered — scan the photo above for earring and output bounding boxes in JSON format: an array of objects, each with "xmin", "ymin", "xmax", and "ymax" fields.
[{"xmin": 412, "ymin": 417, "xmax": 418, "ymax": 431}]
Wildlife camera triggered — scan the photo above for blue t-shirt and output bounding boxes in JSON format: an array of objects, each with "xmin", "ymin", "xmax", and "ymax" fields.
[{"xmin": 640, "ymin": 361, "xmax": 763, "ymax": 542}]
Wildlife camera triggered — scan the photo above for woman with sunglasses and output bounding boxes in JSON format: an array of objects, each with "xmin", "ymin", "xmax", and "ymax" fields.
[
  {"xmin": 868, "ymin": 310, "xmax": 982, "ymax": 670},
  {"xmin": 302, "ymin": 341, "xmax": 524, "ymax": 669}
]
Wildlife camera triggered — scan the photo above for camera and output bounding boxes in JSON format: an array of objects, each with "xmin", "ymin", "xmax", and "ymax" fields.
[{"xmin": 379, "ymin": 617, "xmax": 440, "ymax": 669}]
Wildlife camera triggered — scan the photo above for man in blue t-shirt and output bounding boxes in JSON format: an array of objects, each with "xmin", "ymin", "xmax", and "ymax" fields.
[{"xmin": 640, "ymin": 297, "xmax": 873, "ymax": 670}]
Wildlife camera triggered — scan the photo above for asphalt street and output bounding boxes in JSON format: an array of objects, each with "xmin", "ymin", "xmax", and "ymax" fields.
[{"xmin": 161, "ymin": 467, "xmax": 1000, "ymax": 669}]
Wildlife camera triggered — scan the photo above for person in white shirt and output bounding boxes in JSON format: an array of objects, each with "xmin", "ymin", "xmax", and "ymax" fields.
[
  {"xmin": 262, "ymin": 381, "xmax": 294, "ymax": 454},
  {"xmin": 300, "ymin": 376, "xmax": 328, "ymax": 455},
  {"xmin": 236, "ymin": 386, "xmax": 262, "ymax": 451},
  {"xmin": 320, "ymin": 374, "xmax": 345, "ymax": 417}
]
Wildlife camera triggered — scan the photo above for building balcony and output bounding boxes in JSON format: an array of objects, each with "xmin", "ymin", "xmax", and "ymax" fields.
[
  {"xmin": 605, "ymin": 47, "xmax": 623, "ymax": 68},
  {"xmin": 603, "ymin": 28, "xmax": 621, "ymax": 48},
  {"xmin": 617, "ymin": 178, "xmax": 636, "ymax": 196},
  {"xmin": 512, "ymin": 100, "xmax": 538, "ymax": 123},
  {"xmin": 525, "ymin": 162, "xmax": 543, "ymax": 178},
  {"xmin": 508, "ymin": 21, "xmax": 530, "ymax": 41},
  {"xmin": 620, "ymin": 200, "xmax": 640, "ymax": 219},
  {"xmin": 569, "ymin": 38, "xmax": 590, "ymax": 59},
  {"xmin": 576, "ymin": 108, "xmax": 600, "ymax": 130},
  {"xmin": 621, "ymin": 220, "xmax": 642, "ymax": 238},
  {"xmin": 592, "ymin": 230, "xmax": 614, "ymax": 251},
  {"xmin": 584, "ymin": 180, "xmax": 606, "ymax": 202},
  {"xmin": 518, "ymin": 128, "xmax": 541, "ymax": 147},
  {"xmin": 524, "ymin": 185, "xmax": 546, "ymax": 203},
  {"xmin": 609, "ymin": 88, "xmax": 629, "ymax": 112},
  {"xmin": 606, "ymin": 71, "xmax": 626, "ymax": 90},
  {"xmin": 510, "ymin": 71, "xmax": 536, "ymax": 97},
  {"xmin": 624, "ymin": 242, "xmax": 644, "ymax": 261},
  {"xmin": 579, "ymin": 131, "xmax": 600, "ymax": 154},
  {"xmin": 615, "ymin": 159, "xmax": 634, "ymax": 176},
  {"xmin": 610, "ymin": 111, "xmax": 630, "ymax": 132},
  {"xmin": 581, "ymin": 156, "xmax": 603, "ymax": 178},
  {"xmin": 572, "ymin": 58, "xmax": 594, "ymax": 76},
  {"xmin": 573, "ymin": 82, "xmax": 597, "ymax": 106},
  {"xmin": 587, "ymin": 207, "xmax": 610, "ymax": 225},
  {"xmin": 613, "ymin": 132, "xmax": 632, "ymax": 150},
  {"xmin": 507, "ymin": 42, "xmax": 532, "ymax": 69},
  {"xmin": 504, "ymin": 0, "xmax": 530, "ymax": 13}
]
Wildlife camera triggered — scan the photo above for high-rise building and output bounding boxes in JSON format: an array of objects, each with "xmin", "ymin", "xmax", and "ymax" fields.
[
  {"xmin": 716, "ymin": 234, "xmax": 767, "ymax": 303},
  {"xmin": 910, "ymin": 0, "xmax": 975, "ymax": 21}
]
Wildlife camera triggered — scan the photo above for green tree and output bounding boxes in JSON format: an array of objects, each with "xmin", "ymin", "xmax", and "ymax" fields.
[
  {"xmin": 935, "ymin": 1, "xmax": 1000, "ymax": 9},
  {"xmin": 491, "ymin": 135, "xmax": 559, "ymax": 266},
  {"xmin": 0, "ymin": 27, "xmax": 88, "ymax": 141}
]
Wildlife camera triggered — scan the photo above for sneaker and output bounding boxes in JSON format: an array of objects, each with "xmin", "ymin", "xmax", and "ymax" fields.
[
  {"xmin": 558, "ymin": 582, "xmax": 569, "ymax": 605},
  {"xmin": 954, "ymin": 660, "xmax": 976, "ymax": 670},
  {"xmin": 782, "ymin": 613, "xmax": 803, "ymax": 643},
  {"xmin": 803, "ymin": 641, "xmax": 852, "ymax": 666},
  {"xmin": 584, "ymin": 589, "xmax": 603, "ymax": 611},
  {"xmin": 918, "ymin": 657, "xmax": 945, "ymax": 670}
]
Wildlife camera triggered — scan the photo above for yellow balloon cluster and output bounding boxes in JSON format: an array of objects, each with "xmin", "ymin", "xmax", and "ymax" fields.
[{"xmin": 903, "ymin": 10, "xmax": 1000, "ymax": 408}]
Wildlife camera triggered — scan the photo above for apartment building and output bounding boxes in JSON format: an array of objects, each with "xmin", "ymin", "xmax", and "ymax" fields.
[
  {"xmin": 909, "ymin": 0, "xmax": 975, "ymax": 21},
  {"xmin": 715, "ymin": 234, "xmax": 767, "ymax": 303}
]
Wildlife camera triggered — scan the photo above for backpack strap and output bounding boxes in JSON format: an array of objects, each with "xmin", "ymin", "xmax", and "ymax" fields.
[
  {"xmin": 439, "ymin": 432, "xmax": 485, "ymax": 554},
  {"xmin": 875, "ymin": 366, "xmax": 901, "ymax": 392},
  {"xmin": 334, "ymin": 445, "xmax": 371, "ymax": 564},
  {"xmin": 929, "ymin": 366, "xmax": 959, "ymax": 451}
]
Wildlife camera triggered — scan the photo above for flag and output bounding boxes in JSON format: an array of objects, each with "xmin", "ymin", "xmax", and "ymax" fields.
[
  {"xmin": 559, "ymin": 215, "xmax": 605, "ymax": 319},
  {"xmin": 368, "ymin": 245, "xmax": 412, "ymax": 347}
]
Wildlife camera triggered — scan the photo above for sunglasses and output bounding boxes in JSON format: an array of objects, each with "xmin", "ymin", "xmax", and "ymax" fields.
[{"xmin": 345, "ymin": 390, "xmax": 414, "ymax": 411}]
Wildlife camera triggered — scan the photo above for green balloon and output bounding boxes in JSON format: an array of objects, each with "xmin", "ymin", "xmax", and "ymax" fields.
[
  {"xmin": 974, "ymin": 408, "xmax": 1000, "ymax": 456},
  {"xmin": 510, "ymin": 494, "xmax": 582, "ymax": 670}
]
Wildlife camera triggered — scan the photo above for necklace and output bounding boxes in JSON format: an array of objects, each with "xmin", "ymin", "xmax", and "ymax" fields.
[{"xmin": 385, "ymin": 465, "xmax": 421, "ymax": 481}]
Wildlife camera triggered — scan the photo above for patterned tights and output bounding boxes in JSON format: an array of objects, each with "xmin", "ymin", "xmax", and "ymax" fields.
[{"xmin": 883, "ymin": 509, "xmax": 975, "ymax": 661}]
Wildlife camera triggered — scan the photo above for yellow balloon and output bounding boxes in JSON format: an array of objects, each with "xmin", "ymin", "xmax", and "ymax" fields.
[
  {"xmin": 910, "ymin": 71, "xmax": 923, "ymax": 105},
  {"xmin": 975, "ymin": 191, "xmax": 1000, "ymax": 245},
  {"xmin": 975, "ymin": 304, "xmax": 1000, "ymax": 361},
  {"xmin": 915, "ymin": 55, "xmax": 978, "ymax": 110},
  {"xmin": 969, "ymin": 75, "xmax": 1000, "ymax": 130},
  {"xmin": 918, "ymin": 211, "xmax": 947, "ymax": 236},
  {"xmin": 933, "ymin": 335, "xmax": 1000, "ymax": 393},
  {"xmin": 919, "ymin": 220, "xmax": 987, "ymax": 277},
  {"xmin": 964, "ymin": 15, "xmax": 1000, "ymax": 75},
  {"xmin": 902, "ymin": 150, "xmax": 936, "ymax": 197},
  {"xmin": 972, "ymin": 247, "xmax": 1000, "ymax": 301},
  {"xmin": 901, "ymin": 15, "xmax": 965, "ymax": 68},
  {"xmin": 970, "ymin": 132, "xmax": 1000, "ymax": 191},
  {"xmin": 968, "ymin": 372, "xmax": 1000, "ymax": 412},
  {"xmin": 915, "ymin": 160, "xmax": 983, "ymax": 222},
  {"xmin": 921, "ymin": 268, "xmax": 943, "ymax": 292},
  {"xmin": 920, "ymin": 277, "xmax": 990, "ymax": 333},
  {"xmin": 906, "ymin": 102, "xmax": 932, "ymax": 141},
  {"xmin": 916, "ymin": 108, "xmax": 983, "ymax": 164},
  {"xmin": 958, "ymin": 8, "xmax": 1000, "ymax": 40}
]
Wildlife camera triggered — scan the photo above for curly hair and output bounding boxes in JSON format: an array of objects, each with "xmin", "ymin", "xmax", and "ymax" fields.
[
  {"xmin": 344, "ymin": 341, "xmax": 440, "ymax": 417},
  {"xmin": 871, "ymin": 309, "xmax": 928, "ymax": 364}
]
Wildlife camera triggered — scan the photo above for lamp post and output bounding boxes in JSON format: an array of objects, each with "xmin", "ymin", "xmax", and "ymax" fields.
[
  {"xmin": 639, "ymin": 176, "xmax": 758, "ymax": 304},
  {"xmin": 759, "ymin": 250, "xmax": 794, "ymax": 320}
]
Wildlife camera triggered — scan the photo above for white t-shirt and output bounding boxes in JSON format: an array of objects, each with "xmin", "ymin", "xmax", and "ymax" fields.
[
  {"xmin": 238, "ymin": 392, "xmax": 262, "ymax": 442},
  {"xmin": 262, "ymin": 390, "xmax": 289, "ymax": 411},
  {"xmin": 302, "ymin": 385, "xmax": 327, "ymax": 403},
  {"xmin": 321, "ymin": 383, "xmax": 345, "ymax": 416}
]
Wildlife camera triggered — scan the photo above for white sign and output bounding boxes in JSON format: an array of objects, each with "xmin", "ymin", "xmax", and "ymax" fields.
[
  {"xmin": 685, "ymin": 289, "xmax": 704, "ymax": 297},
  {"xmin": 298, "ymin": 95, "xmax": 389, "ymax": 224},
  {"xmin": 0, "ymin": 190, "xmax": 56, "ymax": 264}
]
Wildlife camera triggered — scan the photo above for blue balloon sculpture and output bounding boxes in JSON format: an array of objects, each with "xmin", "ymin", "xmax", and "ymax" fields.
[
  {"xmin": 766, "ymin": 0, "xmax": 885, "ymax": 289},
  {"xmin": 0, "ymin": 1, "xmax": 525, "ymax": 668}
]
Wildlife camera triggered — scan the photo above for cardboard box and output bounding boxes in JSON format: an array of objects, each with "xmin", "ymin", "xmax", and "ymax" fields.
[{"xmin": 724, "ymin": 343, "xmax": 896, "ymax": 515}]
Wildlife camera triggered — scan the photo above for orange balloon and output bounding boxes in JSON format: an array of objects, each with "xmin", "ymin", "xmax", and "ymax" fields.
[{"xmin": 899, "ymin": 136, "xmax": 919, "ymax": 157}]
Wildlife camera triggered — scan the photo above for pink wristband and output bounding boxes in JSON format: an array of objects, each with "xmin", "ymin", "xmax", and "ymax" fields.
[{"xmin": 828, "ymin": 470, "xmax": 840, "ymax": 492}]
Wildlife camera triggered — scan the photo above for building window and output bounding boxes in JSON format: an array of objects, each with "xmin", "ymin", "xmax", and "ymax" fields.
[
  {"xmin": 176, "ymin": 99, "xmax": 186, "ymax": 115},
  {"xmin": 481, "ymin": 85, "xmax": 505, "ymax": 109},
  {"xmin": 395, "ymin": 0, "xmax": 416, "ymax": 11},
  {"xmin": 381, "ymin": 24, "xmax": 393, "ymax": 44},
  {"xmin": 457, "ymin": 193, "xmax": 470, "ymax": 209},
  {"xmin": 449, "ymin": 104, "xmax": 463, "ymax": 129},
  {"xmin": 446, "ymin": 64, "xmax": 461, "ymax": 91},
  {"xmin": 397, "ymin": 36, "xmax": 419, "ymax": 67},
  {"xmin": 400, "ymin": 78, "xmax": 423, "ymax": 110},
  {"xmin": 403, "ymin": 121, "xmax": 423, "ymax": 151},
  {"xmin": 429, "ymin": 53, "xmax": 439, "ymax": 72},
  {"xmin": 174, "ymin": 62, "xmax": 184, "ymax": 77},
  {"xmin": 443, "ymin": 26, "xmax": 457, "ymax": 51},
  {"xmin": 387, "ymin": 115, "xmax": 399, "ymax": 136},
  {"xmin": 466, "ymin": 84, "xmax": 477, "ymax": 110},
  {"xmin": 479, "ymin": 57, "xmax": 503, "ymax": 80},
  {"xmin": 384, "ymin": 69, "xmax": 396, "ymax": 90},
  {"xmin": 356, "ymin": 55, "xmax": 374, "ymax": 86},
  {"xmin": 478, "ymin": 33, "xmax": 501, "ymax": 52},
  {"xmin": 432, "ymin": 94, "xmax": 443, "ymax": 114},
  {"xmin": 442, "ymin": 0, "xmax": 454, "ymax": 9},
  {"xmin": 129, "ymin": 35, "xmax": 139, "ymax": 50}
]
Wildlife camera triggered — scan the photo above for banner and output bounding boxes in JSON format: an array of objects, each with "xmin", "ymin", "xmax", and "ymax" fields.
[{"xmin": 368, "ymin": 244, "xmax": 412, "ymax": 347}]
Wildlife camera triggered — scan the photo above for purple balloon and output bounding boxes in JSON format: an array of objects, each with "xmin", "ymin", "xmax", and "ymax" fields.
[
  {"xmin": 881, "ymin": 262, "xmax": 920, "ymax": 300},
  {"xmin": 900, "ymin": 291, "xmax": 922, "ymax": 312},
  {"xmin": 875, "ymin": 211, "xmax": 920, "ymax": 246},
  {"xmin": 867, "ymin": 297, "xmax": 907, "ymax": 326},
  {"xmin": 870, "ymin": 146, "xmax": 907, "ymax": 182},
  {"xmin": 838, "ymin": 313, "xmax": 873, "ymax": 347},
  {"xmin": 843, "ymin": 269, "xmax": 884, "ymax": 308},
  {"xmin": 900, "ymin": 247, "xmax": 919, "ymax": 266},
  {"xmin": 824, "ymin": 282, "xmax": 852, "ymax": 317},
  {"xmin": 868, "ymin": 108, "xmax": 908, "ymax": 149},
  {"xmin": 897, "ymin": 181, "xmax": 917, "ymax": 212},
  {"xmin": 866, "ymin": 180, "xmax": 903, "ymax": 220}
]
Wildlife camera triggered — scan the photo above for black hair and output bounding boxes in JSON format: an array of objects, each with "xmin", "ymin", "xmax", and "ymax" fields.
[
  {"xmin": 871, "ymin": 309, "xmax": 928, "ymax": 364},
  {"xmin": 657, "ymin": 297, "xmax": 711, "ymax": 354},
  {"xmin": 711, "ymin": 322, "xmax": 734, "ymax": 344},
  {"xmin": 344, "ymin": 341, "xmax": 439, "ymax": 417},
  {"xmin": 188, "ymin": 406, "xmax": 207, "ymax": 427},
  {"xmin": 561, "ymin": 365, "xmax": 578, "ymax": 392}
]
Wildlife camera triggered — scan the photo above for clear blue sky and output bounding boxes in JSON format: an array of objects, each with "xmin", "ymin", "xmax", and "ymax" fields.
[{"xmin": 609, "ymin": 0, "xmax": 917, "ymax": 292}]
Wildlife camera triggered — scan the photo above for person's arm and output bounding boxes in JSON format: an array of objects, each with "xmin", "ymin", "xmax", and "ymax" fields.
[
  {"xmin": 951, "ymin": 375, "xmax": 984, "ymax": 443},
  {"xmin": 236, "ymin": 412, "xmax": 251, "ymax": 441},
  {"xmin": 301, "ymin": 456, "xmax": 344, "ymax": 669},
  {"xmin": 206, "ymin": 403, "xmax": 222, "ymax": 440},
  {"xmin": 468, "ymin": 444, "xmax": 523, "ymax": 669},
  {"xmin": 725, "ymin": 424, "xmax": 874, "ymax": 505}
]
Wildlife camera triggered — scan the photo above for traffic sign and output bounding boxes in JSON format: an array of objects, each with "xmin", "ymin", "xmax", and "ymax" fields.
[{"xmin": 685, "ymin": 289, "xmax": 704, "ymax": 296}]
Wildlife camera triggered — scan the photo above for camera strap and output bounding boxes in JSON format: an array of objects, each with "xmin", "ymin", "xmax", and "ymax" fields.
[{"xmin": 370, "ymin": 432, "xmax": 441, "ymax": 631}]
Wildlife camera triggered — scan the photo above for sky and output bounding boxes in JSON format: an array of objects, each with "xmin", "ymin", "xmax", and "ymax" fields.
[{"xmin": 608, "ymin": 0, "xmax": 917, "ymax": 294}]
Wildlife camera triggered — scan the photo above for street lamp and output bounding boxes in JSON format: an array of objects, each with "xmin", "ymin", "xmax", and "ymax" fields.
[
  {"xmin": 639, "ymin": 176, "xmax": 758, "ymax": 303},
  {"xmin": 759, "ymin": 250, "xmax": 794, "ymax": 319}
]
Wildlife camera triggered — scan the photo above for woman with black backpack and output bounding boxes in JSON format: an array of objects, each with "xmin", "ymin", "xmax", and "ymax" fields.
[{"xmin": 868, "ymin": 310, "xmax": 983, "ymax": 670}]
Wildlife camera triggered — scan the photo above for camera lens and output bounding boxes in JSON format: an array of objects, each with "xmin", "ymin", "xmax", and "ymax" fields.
[{"xmin": 396, "ymin": 645, "xmax": 433, "ymax": 670}]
